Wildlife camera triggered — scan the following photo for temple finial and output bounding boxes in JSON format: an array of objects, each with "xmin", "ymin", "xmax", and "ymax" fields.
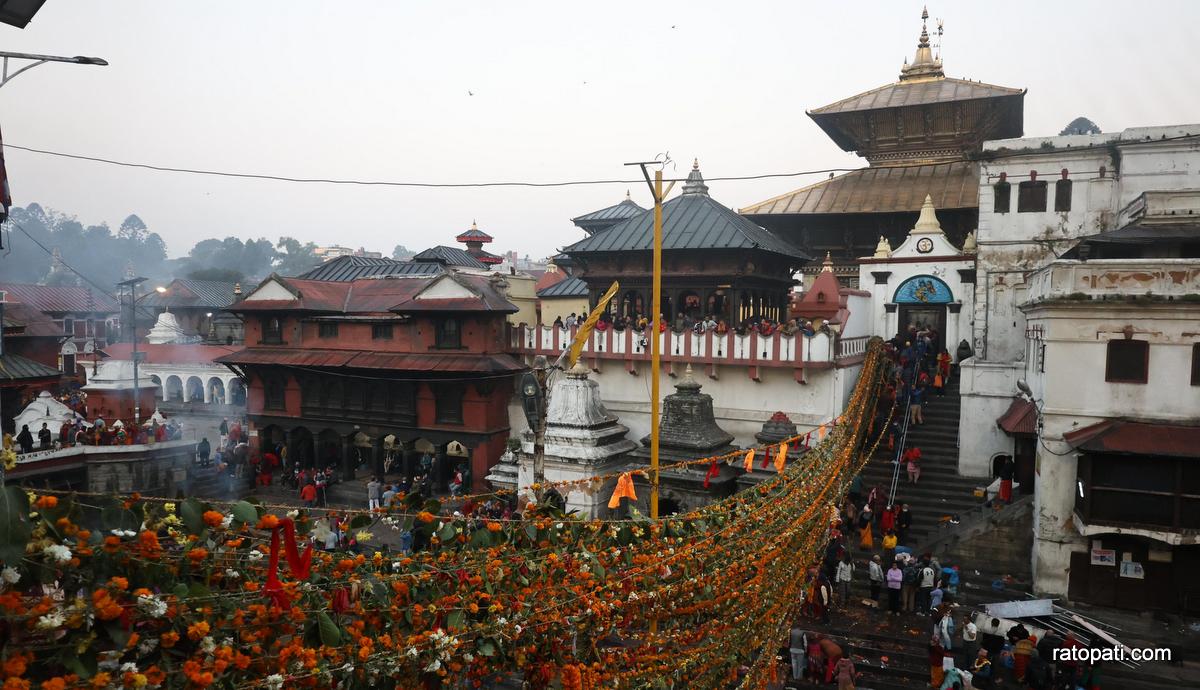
[
  {"xmin": 692, "ymin": 158, "xmax": 699, "ymax": 170},
  {"xmin": 821, "ymin": 252, "xmax": 834, "ymax": 273},
  {"xmin": 471, "ymin": 219, "xmax": 477, "ymax": 230},
  {"xmin": 626, "ymin": 189, "xmax": 631, "ymax": 200},
  {"xmin": 900, "ymin": 6, "xmax": 943, "ymax": 81}
]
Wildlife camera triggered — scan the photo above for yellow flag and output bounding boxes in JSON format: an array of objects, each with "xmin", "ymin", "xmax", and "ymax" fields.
[
  {"xmin": 743, "ymin": 449, "xmax": 755, "ymax": 472},
  {"xmin": 817, "ymin": 424, "xmax": 827, "ymax": 440},
  {"xmin": 566, "ymin": 280, "xmax": 620, "ymax": 368},
  {"xmin": 774, "ymin": 443, "xmax": 788, "ymax": 472}
]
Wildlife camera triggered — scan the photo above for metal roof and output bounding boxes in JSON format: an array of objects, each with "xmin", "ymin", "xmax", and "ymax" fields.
[
  {"xmin": 233, "ymin": 273, "xmax": 517, "ymax": 314},
  {"xmin": 0, "ymin": 352, "xmax": 62, "ymax": 382},
  {"xmin": 571, "ymin": 197, "xmax": 647, "ymax": 229},
  {"xmin": 455, "ymin": 227, "xmax": 493, "ymax": 242},
  {"xmin": 740, "ymin": 161, "xmax": 978, "ymax": 216},
  {"xmin": 139, "ymin": 279, "xmax": 238, "ymax": 309},
  {"xmin": 809, "ymin": 77, "xmax": 1025, "ymax": 116},
  {"xmin": 215, "ymin": 347, "xmax": 526, "ymax": 374},
  {"xmin": 564, "ymin": 166, "xmax": 808, "ymax": 259},
  {"xmin": 411, "ymin": 246, "xmax": 490, "ymax": 269},
  {"xmin": 1064, "ymin": 419, "xmax": 1200, "ymax": 458},
  {"xmin": 101, "ymin": 342, "xmax": 241, "ymax": 365},
  {"xmin": 0, "ymin": 282, "xmax": 121, "ymax": 314},
  {"xmin": 296, "ymin": 255, "xmax": 443, "ymax": 282},
  {"xmin": 537, "ymin": 276, "xmax": 588, "ymax": 298},
  {"xmin": 997, "ymin": 398, "xmax": 1037, "ymax": 436}
]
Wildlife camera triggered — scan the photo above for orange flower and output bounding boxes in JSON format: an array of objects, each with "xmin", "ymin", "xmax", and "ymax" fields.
[
  {"xmin": 160, "ymin": 631, "xmax": 180, "ymax": 648},
  {"xmin": 256, "ymin": 514, "xmax": 280, "ymax": 530},
  {"xmin": 417, "ymin": 511, "xmax": 435, "ymax": 524},
  {"xmin": 486, "ymin": 521, "xmax": 502, "ymax": 532},
  {"xmin": 187, "ymin": 548, "xmax": 208, "ymax": 563},
  {"xmin": 102, "ymin": 535, "xmax": 121, "ymax": 553},
  {"xmin": 2, "ymin": 653, "xmax": 30, "ymax": 677},
  {"xmin": 202, "ymin": 510, "xmax": 225, "ymax": 528},
  {"xmin": 138, "ymin": 531, "xmax": 160, "ymax": 554},
  {"xmin": 186, "ymin": 621, "xmax": 210, "ymax": 641},
  {"xmin": 40, "ymin": 678, "xmax": 66, "ymax": 690},
  {"xmin": 89, "ymin": 673, "xmax": 111, "ymax": 689},
  {"xmin": 34, "ymin": 496, "xmax": 57, "ymax": 510},
  {"xmin": 108, "ymin": 576, "xmax": 129, "ymax": 591}
]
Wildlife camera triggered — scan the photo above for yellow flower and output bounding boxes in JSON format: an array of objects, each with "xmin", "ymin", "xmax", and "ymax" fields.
[
  {"xmin": 355, "ymin": 530, "xmax": 373, "ymax": 543},
  {"xmin": 163, "ymin": 503, "xmax": 176, "ymax": 514}
]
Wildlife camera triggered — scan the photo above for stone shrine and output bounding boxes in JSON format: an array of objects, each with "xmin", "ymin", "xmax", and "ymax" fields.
[
  {"xmin": 736, "ymin": 411, "xmax": 805, "ymax": 491},
  {"xmin": 628, "ymin": 365, "xmax": 740, "ymax": 514}
]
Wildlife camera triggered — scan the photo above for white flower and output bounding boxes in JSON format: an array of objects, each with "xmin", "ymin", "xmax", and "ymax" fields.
[
  {"xmin": 36, "ymin": 611, "xmax": 65, "ymax": 630},
  {"xmin": 221, "ymin": 515, "xmax": 234, "ymax": 529},
  {"xmin": 42, "ymin": 544, "xmax": 72, "ymax": 564},
  {"xmin": 424, "ymin": 660, "xmax": 441, "ymax": 673},
  {"xmin": 286, "ymin": 510, "xmax": 299, "ymax": 519},
  {"xmin": 405, "ymin": 647, "xmax": 419, "ymax": 658},
  {"xmin": 1, "ymin": 566, "xmax": 19, "ymax": 584},
  {"xmin": 138, "ymin": 637, "xmax": 159, "ymax": 656},
  {"xmin": 122, "ymin": 530, "xmax": 137, "ymax": 538},
  {"xmin": 201, "ymin": 636, "xmax": 216, "ymax": 654},
  {"xmin": 247, "ymin": 550, "xmax": 264, "ymax": 561},
  {"xmin": 463, "ymin": 653, "xmax": 474, "ymax": 663},
  {"xmin": 224, "ymin": 569, "xmax": 241, "ymax": 579},
  {"xmin": 264, "ymin": 674, "xmax": 285, "ymax": 690},
  {"xmin": 111, "ymin": 529, "xmax": 124, "ymax": 536},
  {"xmin": 121, "ymin": 662, "xmax": 138, "ymax": 673},
  {"xmin": 137, "ymin": 594, "xmax": 168, "ymax": 618}
]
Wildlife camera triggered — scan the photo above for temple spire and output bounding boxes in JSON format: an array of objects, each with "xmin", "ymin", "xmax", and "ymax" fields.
[
  {"xmin": 821, "ymin": 251, "xmax": 834, "ymax": 272},
  {"xmin": 899, "ymin": 6, "xmax": 944, "ymax": 81},
  {"xmin": 681, "ymin": 159, "xmax": 709, "ymax": 196}
]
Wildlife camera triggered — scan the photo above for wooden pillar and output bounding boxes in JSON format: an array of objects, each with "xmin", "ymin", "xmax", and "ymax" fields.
[
  {"xmin": 373, "ymin": 435, "xmax": 385, "ymax": 478},
  {"xmin": 434, "ymin": 443, "xmax": 450, "ymax": 493},
  {"xmin": 341, "ymin": 434, "xmax": 356, "ymax": 481}
]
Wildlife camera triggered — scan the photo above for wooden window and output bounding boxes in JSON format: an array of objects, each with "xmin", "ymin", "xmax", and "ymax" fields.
[
  {"xmin": 264, "ymin": 377, "xmax": 285, "ymax": 410},
  {"xmin": 372, "ymin": 324, "xmax": 393, "ymax": 340},
  {"xmin": 993, "ymin": 181, "xmax": 1011, "ymax": 214},
  {"xmin": 435, "ymin": 318, "xmax": 461, "ymax": 349},
  {"xmin": 62, "ymin": 353, "xmax": 76, "ymax": 375},
  {"xmin": 63, "ymin": 317, "xmax": 74, "ymax": 335},
  {"xmin": 1054, "ymin": 179, "xmax": 1073, "ymax": 212},
  {"xmin": 318, "ymin": 322, "xmax": 339, "ymax": 339},
  {"xmin": 1017, "ymin": 181, "xmax": 1048, "ymax": 212},
  {"xmin": 261, "ymin": 317, "xmax": 283, "ymax": 344},
  {"xmin": 434, "ymin": 385, "xmax": 464, "ymax": 424},
  {"xmin": 1192, "ymin": 343, "xmax": 1200, "ymax": 386},
  {"xmin": 1105, "ymin": 339, "xmax": 1148, "ymax": 384}
]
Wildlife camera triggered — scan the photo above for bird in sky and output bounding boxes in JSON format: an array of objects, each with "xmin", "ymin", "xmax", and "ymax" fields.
[{"xmin": 468, "ymin": 90, "xmax": 474, "ymax": 96}]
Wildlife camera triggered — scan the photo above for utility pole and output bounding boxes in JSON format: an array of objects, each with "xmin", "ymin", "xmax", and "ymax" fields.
[
  {"xmin": 117, "ymin": 276, "xmax": 148, "ymax": 427},
  {"xmin": 0, "ymin": 50, "xmax": 107, "ymax": 90},
  {"xmin": 530, "ymin": 354, "xmax": 548, "ymax": 487},
  {"xmin": 627, "ymin": 159, "xmax": 675, "ymax": 519}
]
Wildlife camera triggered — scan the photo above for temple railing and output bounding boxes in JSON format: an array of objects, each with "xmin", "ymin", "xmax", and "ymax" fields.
[{"xmin": 508, "ymin": 323, "xmax": 867, "ymax": 380}]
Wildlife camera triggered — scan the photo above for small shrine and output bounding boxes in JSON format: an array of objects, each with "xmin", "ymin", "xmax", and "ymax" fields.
[
  {"xmin": 499, "ymin": 361, "xmax": 638, "ymax": 517},
  {"xmin": 628, "ymin": 365, "xmax": 739, "ymax": 513},
  {"xmin": 146, "ymin": 310, "xmax": 201, "ymax": 345},
  {"xmin": 737, "ymin": 411, "xmax": 805, "ymax": 491},
  {"xmin": 11, "ymin": 391, "xmax": 88, "ymax": 440},
  {"xmin": 456, "ymin": 221, "xmax": 503, "ymax": 266}
]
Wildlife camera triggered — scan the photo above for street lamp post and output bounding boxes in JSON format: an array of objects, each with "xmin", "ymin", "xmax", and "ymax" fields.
[
  {"xmin": 116, "ymin": 278, "xmax": 165, "ymax": 428},
  {"xmin": 0, "ymin": 50, "xmax": 108, "ymax": 90}
]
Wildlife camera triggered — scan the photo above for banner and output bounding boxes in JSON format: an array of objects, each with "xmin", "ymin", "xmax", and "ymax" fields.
[{"xmin": 565, "ymin": 280, "xmax": 619, "ymax": 369}]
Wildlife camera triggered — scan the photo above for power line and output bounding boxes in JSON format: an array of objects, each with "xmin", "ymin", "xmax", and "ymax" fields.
[
  {"xmin": 5, "ymin": 218, "xmax": 121, "ymax": 300},
  {"xmin": 4, "ymin": 142, "xmax": 863, "ymax": 188}
]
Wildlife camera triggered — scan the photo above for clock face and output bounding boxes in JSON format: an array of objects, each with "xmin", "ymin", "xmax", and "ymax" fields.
[{"xmin": 916, "ymin": 237, "xmax": 934, "ymax": 254}]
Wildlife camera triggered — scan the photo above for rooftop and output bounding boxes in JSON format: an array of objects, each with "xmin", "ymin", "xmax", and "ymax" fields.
[
  {"xmin": 537, "ymin": 276, "xmax": 588, "ymax": 299},
  {"xmin": 740, "ymin": 161, "xmax": 978, "ymax": 216},
  {"xmin": 295, "ymin": 255, "xmax": 443, "ymax": 282},
  {"xmin": 571, "ymin": 193, "xmax": 647, "ymax": 234},
  {"xmin": 455, "ymin": 221, "xmax": 494, "ymax": 243},
  {"xmin": 138, "ymin": 279, "xmax": 239, "ymax": 309},
  {"xmin": 0, "ymin": 282, "xmax": 121, "ymax": 314},
  {"xmin": 411, "ymin": 245, "xmax": 490, "ymax": 270},
  {"xmin": 232, "ymin": 272, "xmax": 518, "ymax": 315}
]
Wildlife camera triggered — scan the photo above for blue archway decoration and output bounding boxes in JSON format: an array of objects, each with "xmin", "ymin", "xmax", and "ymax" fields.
[{"xmin": 893, "ymin": 275, "xmax": 953, "ymax": 304}]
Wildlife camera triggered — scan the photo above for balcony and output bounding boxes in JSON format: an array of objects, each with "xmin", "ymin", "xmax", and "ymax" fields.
[
  {"xmin": 507, "ymin": 323, "xmax": 868, "ymax": 381},
  {"xmin": 1024, "ymin": 258, "xmax": 1200, "ymax": 304}
]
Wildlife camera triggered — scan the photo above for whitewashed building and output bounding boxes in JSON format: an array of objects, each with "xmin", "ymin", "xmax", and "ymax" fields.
[{"xmin": 958, "ymin": 124, "xmax": 1200, "ymax": 611}]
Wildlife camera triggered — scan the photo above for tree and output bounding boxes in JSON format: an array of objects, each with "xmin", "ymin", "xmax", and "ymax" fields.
[
  {"xmin": 118, "ymin": 214, "xmax": 148, "ymax": 242},
  {"xmin": 392, "ymin": 244, "xmax": 415, "ymax": 260},
  {"xmin": 1060, "ymin": 117, "xmax": 1101, "ymax": 136},
  {"xmin": 187, "ymin": 267, "xmax": 244, "ymax": 283},
  {"xmin": 274, "ymin": 236, "xmax": 322, "ymax": 276}
]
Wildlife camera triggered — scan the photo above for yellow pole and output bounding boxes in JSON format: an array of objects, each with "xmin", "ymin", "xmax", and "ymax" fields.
[{"xmin": 650, "ymin": 169, "xmax": 663, "ymax": 520}]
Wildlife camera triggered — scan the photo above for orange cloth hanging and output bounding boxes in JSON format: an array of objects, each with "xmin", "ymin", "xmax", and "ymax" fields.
[
  {"xmin": 743, "ymin": 448, "xmax": 755, "ymax": 472},
  {"xmin": 607, "ymin": 472, "xmax": 638, "ymax": 509},
  {"xmin": 817, "ymin": 424, "xmax": 828, "ymax": 440},
  {"xmin": 774, "ymin": 443, "xmax": 788, "ymax": 472}
]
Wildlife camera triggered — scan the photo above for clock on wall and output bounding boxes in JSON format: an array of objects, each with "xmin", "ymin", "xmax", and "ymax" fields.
[{"xmin": 916, "ymin": 237, "xmax": 934, "ymax": 254}]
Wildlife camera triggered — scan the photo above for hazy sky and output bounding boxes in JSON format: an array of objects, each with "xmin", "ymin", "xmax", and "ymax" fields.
[{"xmin": 2, "ymin": 1, "xmax": 1198, "ymax": 262}]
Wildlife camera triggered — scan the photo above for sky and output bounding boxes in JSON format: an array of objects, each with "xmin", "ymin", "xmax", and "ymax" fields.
[{"xmin": 1, "ymin": 1, "xmax": 1198, "ymax": 262}]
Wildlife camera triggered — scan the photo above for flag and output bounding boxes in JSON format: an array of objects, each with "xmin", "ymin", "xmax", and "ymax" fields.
[
  {"xmin": 607, "ymin": 472, "xmax": 638, "ymax": 509},
  {"xmin": 742, "ymin": 449, "xmax": 754, "ymax": 472},
  {"xmin": 817, "ymin": 424, "xmax": 827, "ymax": 440},
  {"xmin": 774, "ymin": 443, "xmax": 788, "ymax": 472},
  {"xmin": 565, "ymin": 280, "xmax": 620, "ymax": 369},
  {"xmin": 702, "ymin": 461, "xmax": 720, "ymax": 489}
]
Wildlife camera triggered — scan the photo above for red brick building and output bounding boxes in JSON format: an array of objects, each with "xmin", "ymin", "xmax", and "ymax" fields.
[{"xmin": 216, "ymin": 272, "xmax": 524, "ymax": 492}]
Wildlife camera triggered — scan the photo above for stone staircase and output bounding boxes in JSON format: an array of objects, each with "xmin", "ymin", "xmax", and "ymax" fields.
[{"xmin": 859, "ymin": 374, "xmax": 988, "ymax": 551}]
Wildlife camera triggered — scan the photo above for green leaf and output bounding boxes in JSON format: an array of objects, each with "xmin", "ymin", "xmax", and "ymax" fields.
[
  {"xmin": 105, "ymin": 620, "xmax": 130, "ymax": 648},
  {"xmin": 446, "ymin": 610, "xmax": 465, "ymax": 631},
  {"xmin": 469, "ymin": 529, "xmax": 493, "ymax": 549},
  {"xmin": 478, "ymin": 638, "xmax": 497, "ymax": 657},
  {"xmin": 317, "ymin": 611, "xmax": 342, "ymax": 647},
  {"xmin": 0, "ymin": 486, "xmax": 32, "ymax": 568},
  {"xmin": 231, "ymin": 501, "xmax": 258, "ymax": 525},
  {"xmin": 61, "ymin": 649, "xmax": 97, "ymax": 679},
  {"xmin": 437, "ymin": 522, "xmax": 457, "ymax": 544},
  {"xmin": 349, "ymin": 514, "xmax": 372, "ymax": 530},
  {"xmin": 173, "ymin": 583, "xmax": 189, "ymax": 599},
  {"xmin": 180, "ymin": 498, "xmax": 207, "ymax": 535},
  {"xmin": 524, "ymin": 524, "xmax": 538, "ymax": 543},
  {"xmin": 188, "ymin": 582, "xmax": 212, "ymax": 598}
]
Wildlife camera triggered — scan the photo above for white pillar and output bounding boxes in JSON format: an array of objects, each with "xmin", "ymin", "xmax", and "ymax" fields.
[{"xmin": 202, "ymin": 376, "xmax": 212, "ymax": 404}]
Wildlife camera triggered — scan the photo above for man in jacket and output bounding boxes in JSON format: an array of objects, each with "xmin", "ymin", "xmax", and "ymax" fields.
[{"xmin": 868, "ymin": 554, "xmax": 884, "ymax": 603}]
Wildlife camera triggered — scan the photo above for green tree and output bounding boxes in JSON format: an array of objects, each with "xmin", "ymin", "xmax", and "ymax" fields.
[
  {"xmin": 392, "ymin": 244, "xmax": 415, "ymax": 260},
  {"xmin": 275, "ymin": 236, "xmax": 321, "ymax": 276}
]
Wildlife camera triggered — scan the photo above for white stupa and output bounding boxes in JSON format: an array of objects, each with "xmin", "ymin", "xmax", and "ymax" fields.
[
  {"xmin": 147, "ymin": 310, "xmax": 201, "ymax": 344},
  {"xmin": 12, "ymin": 391, "xmax": 88, "ymax": 438}
]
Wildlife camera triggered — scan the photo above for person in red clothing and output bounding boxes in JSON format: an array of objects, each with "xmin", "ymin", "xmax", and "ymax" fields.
[
  {"xmin": 300, "ymin": 481, "xmax": 317, "ymax": 507},
  {"xmin": 880, "ymin": 503, "xmax": 897, "ymax": 533}
]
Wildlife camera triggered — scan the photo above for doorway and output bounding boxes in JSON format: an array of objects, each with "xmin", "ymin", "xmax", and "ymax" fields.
[{"xmin": 897, "ymin": 304, "xmax": 946, "ymax": 350}]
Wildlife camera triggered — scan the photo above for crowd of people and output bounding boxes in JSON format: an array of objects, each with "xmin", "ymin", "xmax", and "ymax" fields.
[
  {"xmin": 551, "ymin": 310, "xmax": 833, "ymax": 339},
  {"xmin": 10, "ymin": 415, "xmax": 184, "ymax": 454}
]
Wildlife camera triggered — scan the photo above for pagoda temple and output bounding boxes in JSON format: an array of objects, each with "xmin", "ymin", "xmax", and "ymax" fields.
[
  {"xmin": 741, "ymin": 8, "xmax": 1024, "ymax": 285},
  {"xmin": 564, "ymin": 161, "xmax": 808, "ymax": 323},
  {"xmin": 455, "ymin": 221, "xmax": 503, "ymax": 267}
]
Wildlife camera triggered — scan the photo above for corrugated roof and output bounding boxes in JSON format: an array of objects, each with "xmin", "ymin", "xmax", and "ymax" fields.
[
  {"xmin": 997, "ymin": 398, "xmax": 1037, "ymax": 436},
  {"xmin": 215, "ymin": 347, "xmax": 526, "ymax": 373},
  {"xmin": 809, "ymin": 77, "xmax": 1025, "ymax": 115},
  {"xmin": 1, "ymin": 301, "xmax": 63, "ymax": 337},
  {"xmin": 572, "ymin": 198, "xmax": 647, "ymax": 225},
  {"xmin": 534, "ymin": 270, "xmax": 567, "ymax": 293},
  {"xmin": 233, "ymin": 274, "xmax": 517, "ymax": 314},
  {"xmin": 101, "ymin": 342, "xmax": 241, "ymax": 365},
  {"xmin": 1064, "ymin": 419, "xmax": 1200, "ymax": 458},
  {"xmin": 739, "ymin": 161, "xmax": 978, "ymax": 216},
  {"xmin": 412, "ymin": 246, "xmax": 489, "ymax": 269},
  {"xmin": 0, "ymin": 352, "xmax": 62, "ymax": 382},
  {"xmin": 564, "ymin": 166, "xmax": 808, "ymax": 259},
  {"xmin": 0, "ymin": 282, "xmax": 121, "ymax": 314},
  {"xmin": 538, "ymin": 276, "xmax": 588, "ymax": 298},
  {"xmin": 139, "ymin": 279, "xmax": 237, "ymax": 309},
  {"xmin": 455, "ymin": 227, "xmax": 493, "ymax": 242},
  {"xmin": 296, "ymin": 255, "xmax": 444, "ymax": 282}
]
